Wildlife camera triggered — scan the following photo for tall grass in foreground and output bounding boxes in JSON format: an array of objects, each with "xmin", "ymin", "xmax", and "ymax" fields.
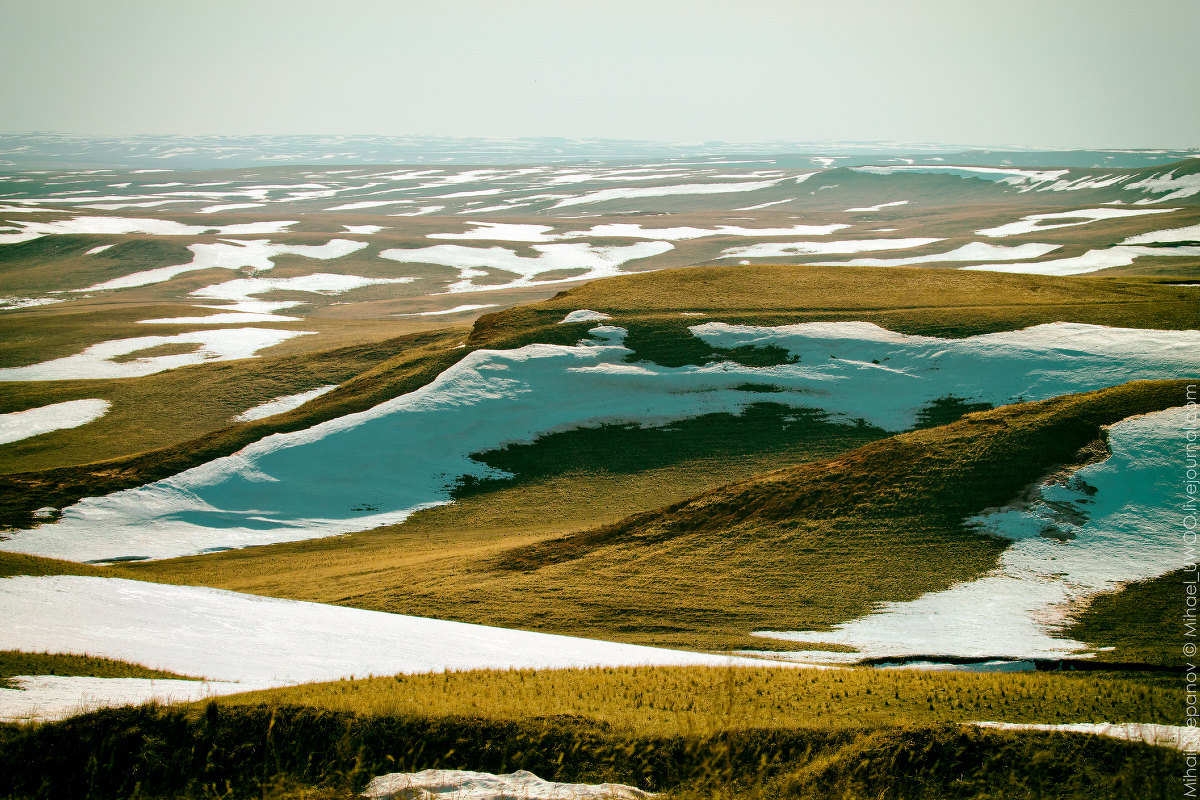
[{"xmin": 0, "ymin": 671, "xmax": 1183, "ymax": 800}]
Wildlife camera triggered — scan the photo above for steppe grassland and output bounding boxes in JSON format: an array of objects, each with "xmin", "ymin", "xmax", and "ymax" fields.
[
  {"xmin": 0, "ymin": 262, "xmax": 1190, "ymax": 652},
  {"xmin": 218, "ymin": 665, "xmax": 1179, "ymax": 734},
  {"xmin": 123, "ymin": 380, "xmax": 1190, "ymax": 652}
]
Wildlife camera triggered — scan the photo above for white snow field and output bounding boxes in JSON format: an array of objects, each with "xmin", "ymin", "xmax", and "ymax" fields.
[
  {"xmin": 811, "ymin": 242, "xmax": 1061, "ymax": 267},
  {"xmin": 961, "ymin": 244, "xmax": 1200, "ymax": 276},
  {"xmin": 975, "ymin": 207, "xmax": 1176, "ymax": 237},
  {"xmin": 235, "ymin": 385, "xmax": 339, "ymax": 422},
  {"xmin": 1, "ymin": 321, "xmax": 1195, "ymax": 563},
  {"xmin": 845, "ymin": 200, "xmax": 909, "ymax": 212},
  {"xmin": 186, "ymin": 273, "xmax": 415, "ymax": 317},
  {"xmin": 852, "ymin": 165, "xmax": 1069, "ymax": 186},
  {"xmin": 970, "ymin": 722, "xmax": 1200, "ymax": 753},
  {"xmin": 380, "ymin": 242, "xmax": 674, "ymax": 293},
  {"xmin": 1121, "ymin": 222, "xmax": 1200, "ymax": 244},
  {"xmin": 393, "ymin": 304, "xmax": 498, "ymax": 317},
  {"xmin": 0, "ymin": 676, "xmax": 248, "ymax": 724},
  {"xmin": 84, "ymin": 238, "xmax": 369, "ymax": 291},
  {"xmin": 719, "ymin": 238, "xmax": 942, "ymax": 259},
  {"xmin": 0, "ymin": 399, "xmax": 111, "ymax": 445},
  {"xmin": 363, "ymin": 770, "xmax": 655, "ymax": 800},
  {"xmin": 0, "ymin": 215, "xmax": 297, "ymax": 246},
  {"xmin": 550, "ymin": 178, "xmax": 792, "ymax": 208},
  {"xmin": 0, "ymin": 328, "xmax": 313, "ymax": 381},
  {"xmin": 558, "ymin": 309, "xmax": 612, "ymax": 323},
  {"xmin": 755, "ymin": 405, "xmax": 1190, "ymax": 662},
  {"xmin": 1124, "ymin": 170, "xmax": 1200, "ymax": 203},
  {"xmin": 428, "ymin": 221, "xmax": 850, "ymax": 243},
  {"xmin": 0, "ymin": 575, "xmax": 793, "ymax": 721}
]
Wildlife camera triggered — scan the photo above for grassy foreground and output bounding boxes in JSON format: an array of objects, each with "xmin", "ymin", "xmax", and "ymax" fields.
[{"xmin": 0, "ymin": 663, "xmax": 1184, "ymax": 799}]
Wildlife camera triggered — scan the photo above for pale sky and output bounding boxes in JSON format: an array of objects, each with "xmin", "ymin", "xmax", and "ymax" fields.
[{"xmin": 2, "ymin": 0, "xmax": 1197, "ymax": 148}]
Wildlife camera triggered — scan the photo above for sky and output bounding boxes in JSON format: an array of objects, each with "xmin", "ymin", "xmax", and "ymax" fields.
[{"xmin": 2, "ymin": 0, "xmax": 1197, "ymax": 149}]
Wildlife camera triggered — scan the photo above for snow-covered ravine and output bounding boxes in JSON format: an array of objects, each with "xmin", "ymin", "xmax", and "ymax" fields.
[
  {"xmin": 0, "ymin": 575, "xmax": 791, "ymax": 722},
  {"xmin": 753, "ymin": 405, "xmax": 1189, "ymax": 662},
  {"xmin": 0, "ymin": 321, "xmax": 1195, "ymax": 564}
]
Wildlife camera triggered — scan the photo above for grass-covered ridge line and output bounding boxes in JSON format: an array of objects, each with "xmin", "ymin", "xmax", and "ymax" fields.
[
  {"xmin": 125, "ymin": 379, "xmax": 1191, "ymax": 653},
  {"xmin": 0, "ymin": 651, "xmax": 197, "ymax": 689},
  {"xmin": 0, "ymin": 697, "xmax": 1182, "ymax": 800}
]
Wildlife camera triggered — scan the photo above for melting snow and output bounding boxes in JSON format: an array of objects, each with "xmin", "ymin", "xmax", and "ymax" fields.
[
  {"xmin": 720, "ymin": 238, "xmax": 942, "ymax": 259},
  {"xmin": 0, "ymin": 576, "xmax": 791, "ymax": 694},
  {"xmin": 1121, "ymin": 222, "xmax": 1200, "ymax": 244},
  {"xmin": 429, "ymin": 221, "xmax": 849, "ymax": 243},
  {"xmin": 755, "ymin": 406, "xmax": 1191, "ymax": 661},
  {"xmin": 0, "ymin": 399, "xmax": 110, "ymax": 445},
  {"xmin": 2, "ymin": 322, "xmax": 1193, "ymax": 562},
  {"xmin": 812, "ymin": 242, "xmax": 1061, "ymax": 267},
  {"xmin": 0, "ymin": 328, "xmax": 313, "ymax": 381},
  {"xmin": 393, "ymin": 304, "xmax": 498, "ymax": 317},
  {"xmin": 189, "ymin": 273, "xmax": 415, "ymax": 315},
  {"xmin": 961, "ymin": 244, "xmax": 1200, "ymax": 276},
  {"xmin": 969, "ymin": 722, "xmax": 1200, "ymax": 753},
  {"xmin": 363, "ymin": 770, "xmax": 655, "ymax": 800},
  {"xmin": 0, "ymin": 675, "xmax": 248, "ymax": 723},
  {"xmin": 0, "ymin": 216, "xmax": 296, "ymax": 246},
  {"xmin": 1125, "ymin": 170, "xmax": 1200, "ymax": 202},
  {"xmin": 845, "ymin": 200, "xmax": 910, "ymax": 212},
  {"xmin": 83, "ymin": 239, "xmax": 370, "ymax": 291},
  {"xmin": 976, "ymin": 207, "xmax": 1177, "ymax": 237},
  {"xmin": 235, "ymin": 385, "xmax": 339, "ymax": 422},
  {"xmin": 551, "ymin": 179, "xmax": 790, "ymax": 208},
  {"xmin": 380, "ymin": 242, "xmax": 674, "ymax": 293},
  {"xmin": 559, "ymin": 309, "xmax": 612, "ymax": 324}
]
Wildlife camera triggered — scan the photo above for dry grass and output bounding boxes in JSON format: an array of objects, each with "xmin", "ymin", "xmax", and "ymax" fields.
[{"xmin": 218, "ymin": 664, "xmax": 1181, "ymax": 735}]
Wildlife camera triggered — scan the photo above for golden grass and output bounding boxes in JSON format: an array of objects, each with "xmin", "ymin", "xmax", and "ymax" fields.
[{"xmin": 218, "ymin": 664, "xmax": 1180, "ymax": 736}]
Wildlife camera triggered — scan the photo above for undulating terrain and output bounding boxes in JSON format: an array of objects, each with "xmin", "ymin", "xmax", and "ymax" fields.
[{"xmin": 1, "ymin": 136, "xmax": 1197, "ymax": 799}]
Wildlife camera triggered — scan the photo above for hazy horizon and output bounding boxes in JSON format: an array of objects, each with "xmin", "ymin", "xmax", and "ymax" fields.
[{"xmin": 3, "ymin": 0, "xmax": 1198, "ymax": 150}]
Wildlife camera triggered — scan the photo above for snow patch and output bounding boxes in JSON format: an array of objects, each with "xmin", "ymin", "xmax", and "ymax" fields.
[
  {"xmin": 970, "ymin": 722, "xmax": 1200, "ymax": 753},
  {"xmin": 962, "ymin": 245, "xmax": 1200, "ymax": 276},
  {"xmin": 755, "ymin": 406, "xmax": 1191, "ymax": 661},
  {"xmin": 0, "ymin": 399, "xmax": 110, "ymax": 445},
  {"xmin": 0, "ymin": 676, "xmax": 249, "ymax": 724},
  {"xmin": 364, "ymin": 770, "xmax": 655, "ymax": 800},
  {"xmin": 1121, "ymin": 222, "xmax": 1200, "ymax": 244},
  {"xmin": 380, "ymin": 242, "xmax": 673, "ymax": 293},
  {"xmin": 845, "ymin": 200, "xmax": 910, "ymax": 212},
  {"xmin": 720, "ymin": 238, "xmax": 942, "ymax": 259},
  {"xmin": 84, "ymin": 239, "xmax": 370, "ymax": 291},
  {"xmin": 559, "ymin": 309, "xmax": 612, "ymax": 324},
  {"xmin": 0, "ymin": 328, "xmax": 313, "ymax": 381},
  {"xmin": 976, "ymin": 208, "xmax": 1177, "ymax": 237},
  {"xmin": 812, "ymin": 242, "xmax": 1061, "ymax": 267},
  {"xmin": 551, "ymin": 179, "xmax": 790, "ymax": 208},
  {"xmin": 393, "ymin": 304, "xmax": 498, "ymax": 317},
  {"xmin": 0, "ymin": 576, "xmax": 791, "ymax": 690},
  {"xmin": 235, "ymin": 385, "xmax": 339, "ymax": 422}
]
